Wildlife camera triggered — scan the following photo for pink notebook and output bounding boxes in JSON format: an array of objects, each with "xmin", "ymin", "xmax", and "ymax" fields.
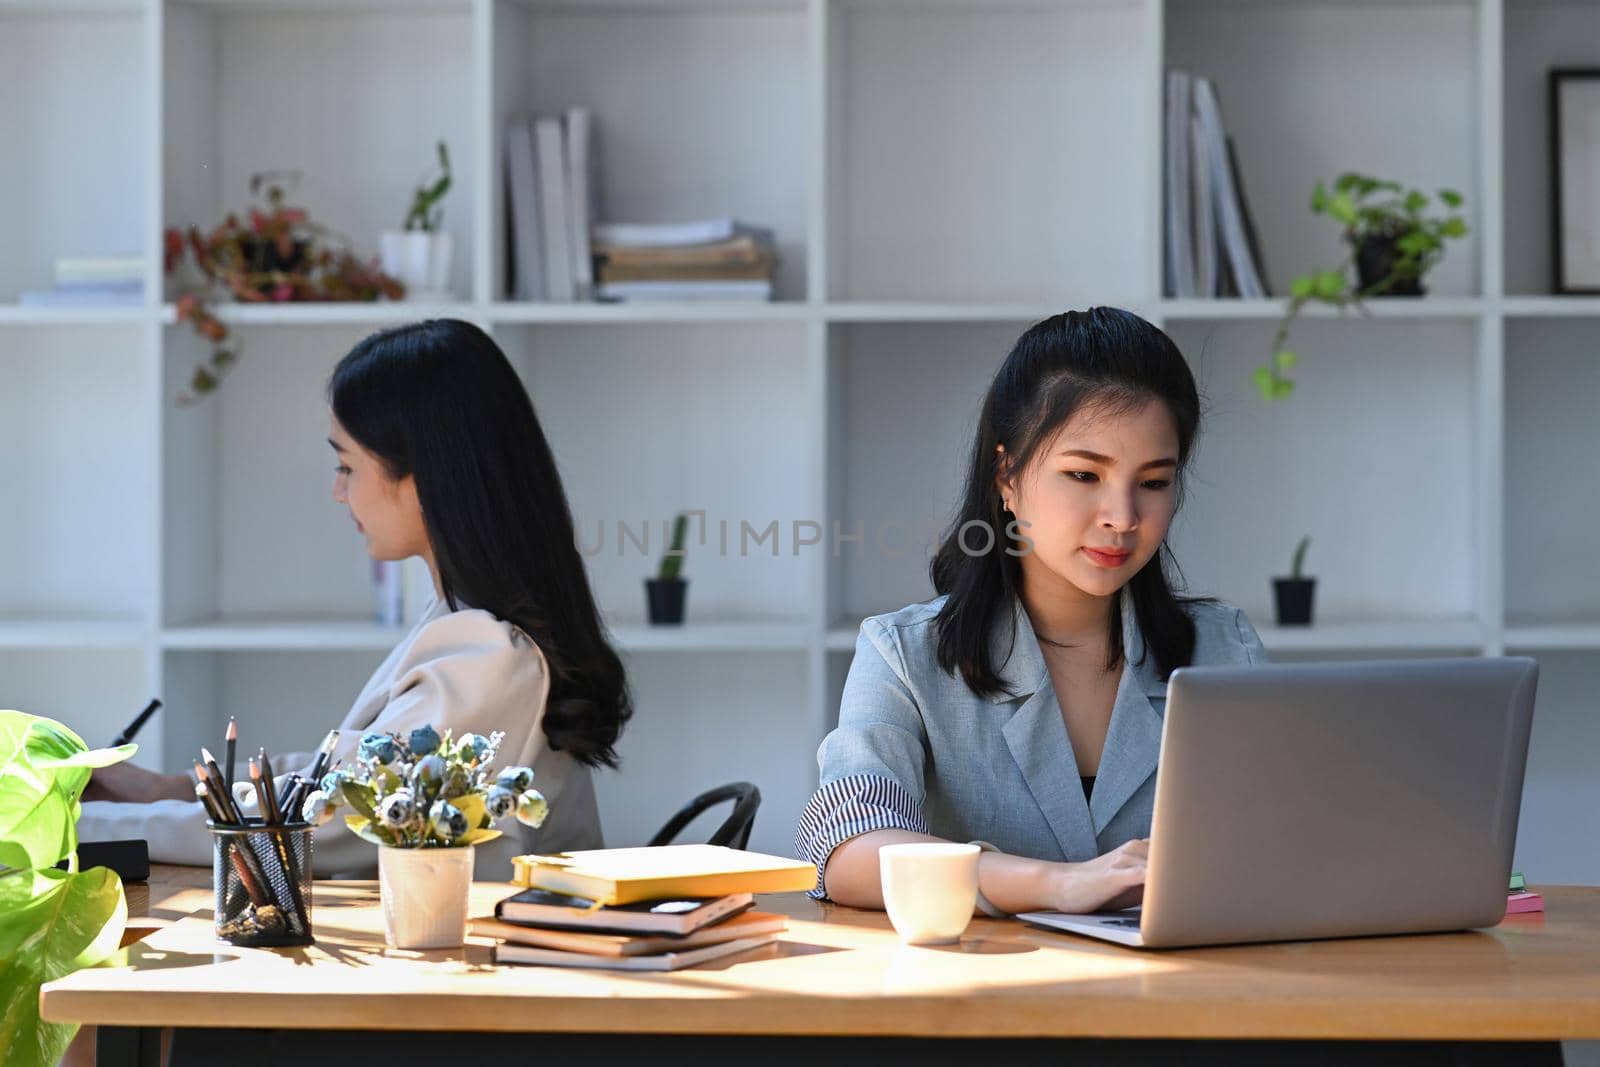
[{"xmin": 1506, "ymin": 890, "xmax": 1544, "ymax": 915}]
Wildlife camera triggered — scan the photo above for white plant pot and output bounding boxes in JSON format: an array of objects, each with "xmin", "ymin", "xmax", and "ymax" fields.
[
  {"xmin": 378, "ymin": 844, "xmax": 474, "ymax": 949},
  {"xmin": 379, "ymin": 231, "xmax": 454, "ymax": 301}
]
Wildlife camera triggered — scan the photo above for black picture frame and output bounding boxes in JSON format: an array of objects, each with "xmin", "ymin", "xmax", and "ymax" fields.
[{"xmin": 1550, "ymin": 69, "xmax": 1600, "ymax": 295}]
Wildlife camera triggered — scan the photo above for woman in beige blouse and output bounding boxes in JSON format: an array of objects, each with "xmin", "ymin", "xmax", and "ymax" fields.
[{"xmin": 80, "ymin": 320, "xmax": 631, "ymax": 879}]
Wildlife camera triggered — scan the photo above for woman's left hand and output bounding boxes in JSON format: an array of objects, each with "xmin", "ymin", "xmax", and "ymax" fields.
[{"xmin": 82, "ymin": 762, "xmax": 194, "ymax": 804}]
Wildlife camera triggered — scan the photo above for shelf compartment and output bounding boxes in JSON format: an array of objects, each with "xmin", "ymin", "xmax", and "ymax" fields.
[
  {"xmin": 162, "ymin": 2, "xmax": 475, "ymax": 302},
  {"xmin": 0, "ymin": 326, "xmax": 154, "ymax": 620},
  {"xmin": 1165, "ymin": 0, "xmax": 1482, "ymax": 299},
  {"xmin": 827, "ymin": 0, "xmax": 1148, "ymax": 302},
  {"xmin": 1503, "ymin": 0, "xmax": 1599, "ymax": 296},
  {"xmin": 0, "ymin": 4, "xmax": 148, "ymax": 305},
  {"xmin": 1504, "ymin": 318, "xmax": 1600, "ymax": 623},
  {"xmin": 489, "ymin": 0, "xmax": 809, "ymax": 302},
  {"xmin": 825, "ymin": 321, "xmax": 1022, "ymax": 623},
  {"xmin": 161, "ymin": 324, "xmax": 384, "ymax": 625},
  {"xmin": 0, "ymin": 649, "xmax": 151, "ymax": 764},
  {"xmin": 1164, "ymin": 317, "xmax": 1480, "ymax": 625},
  {"xmin": 498, "ymin": 321, "xmax": 815, "ymax": 628}
]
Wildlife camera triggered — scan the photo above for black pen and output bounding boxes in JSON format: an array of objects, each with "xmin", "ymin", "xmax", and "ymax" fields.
[{"xmin": 110, "ymin": 699, "xmax": 162, "ymax": 748}]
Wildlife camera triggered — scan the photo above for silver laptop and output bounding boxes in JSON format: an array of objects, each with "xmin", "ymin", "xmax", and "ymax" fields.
[{"xmin": 1019, "ymin": 656, "xmax": 1539, "ymax": 949}]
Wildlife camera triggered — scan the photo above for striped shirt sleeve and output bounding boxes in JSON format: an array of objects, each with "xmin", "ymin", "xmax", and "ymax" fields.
[{"xmin": 795, "ymin": 773, "xmax": 929, "ymax": 900}]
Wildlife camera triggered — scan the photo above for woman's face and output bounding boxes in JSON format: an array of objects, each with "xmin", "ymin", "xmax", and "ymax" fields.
[
  {"xmin": 997, "ymin": 399, "xmax": 1181, "ymax": 605},
  {"xmin": 328, "ymin": 413, "xmax": 428, "ymax": 562}
]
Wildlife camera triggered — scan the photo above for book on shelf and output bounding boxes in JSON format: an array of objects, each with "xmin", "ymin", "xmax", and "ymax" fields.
[
  {"xmin": 504, "ymin": 116, "xmax": 545, "ymax": 302},
  {"xmin": 594, "ymin": 279, "xmax": 772, "ymax": 303},
  {"xmin": 1163, "ymin": 69, "xmax": 1270, "ymax": 299},
  {"xmin": 494, "ymin": 886, "xmax": 755, "ymax": 936},
  {"xmin": 1192, "ymin": 75, "xmax": 1267, "ymax": 299},
  {"xmin": 491, "ymin": 932, "xmax": 778, "ymax": 971},
  {"xmin": 1164, "ymin": 70, "xmax": 1196, "ymax": 299},
  {"xmin": 594, "ymin": 217, "xmax": 738, "ymax": 248},
  {"xmin": 591, "ymin": 224, "xmax": 776, "ymax": 302},
  {"xmin": 565, "ymin": 107, "xmax": 596, "ymax": 301},
  {"xmin": 19, "ymin": 284, "xmax": 143, "ymax": 307},
  {"xmin": 535, "ymin": 114, "xmax": 575, "ymax": 302},
  {"xmin": 593, "ymin": 231, "xmax": 770, "ymax": 270},
  {"xmin": 503, "ymin": 108, "xmax": 596, "ymax": 302},
  {"xmin": 512, "ymin": 843, "xmax": 817, "ymax": 905},
  {"xmin": 596, "ymin": 260, "xmax": 772, "ymax": 284},
  {"xmin": 471, "ymin": 908, "xmax": 786, "ymax": 958},
  {"xmin": 55, "ymin": 255, "xmax": 144, "ymax": 287}
]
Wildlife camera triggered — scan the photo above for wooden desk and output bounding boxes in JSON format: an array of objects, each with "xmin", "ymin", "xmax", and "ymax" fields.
[{"xmin": 44, "ymin": 867, "xmax": 1600, "ymax": 1065}]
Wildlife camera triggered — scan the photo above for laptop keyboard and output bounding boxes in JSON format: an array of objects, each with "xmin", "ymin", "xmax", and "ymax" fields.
[{"xmin": 1101, "ymin": 918, "xmax": 1143, "ymax": 928}]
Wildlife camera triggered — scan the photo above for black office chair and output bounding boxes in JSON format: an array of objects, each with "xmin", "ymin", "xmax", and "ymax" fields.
[{"xmin": 648, "ymin": 782, "xmax": 760, "ymax": 850}]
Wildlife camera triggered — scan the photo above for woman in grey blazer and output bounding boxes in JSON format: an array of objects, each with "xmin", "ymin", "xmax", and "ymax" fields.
[{"xmin": 797, "ymin": 308, "xmax": 1266, "ymax": 916}]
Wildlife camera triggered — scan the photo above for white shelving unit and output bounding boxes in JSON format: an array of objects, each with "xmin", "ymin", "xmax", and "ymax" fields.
[{"xmin": 3, "ymin": 0, "xmax": 1598, "ymax": 876}]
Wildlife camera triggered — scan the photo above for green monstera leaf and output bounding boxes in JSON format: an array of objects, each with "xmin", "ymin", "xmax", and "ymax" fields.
[
  {"xmin": 0, "ymin": 711, "xmax": 136, "ymax": 1067},
  {"xmin": 0, "ymin": 711, "xmax": 135, "ymax": 871},
  {"xmin": 0, "ymin": 862, "xmax": 128, "ymax": 1066}
]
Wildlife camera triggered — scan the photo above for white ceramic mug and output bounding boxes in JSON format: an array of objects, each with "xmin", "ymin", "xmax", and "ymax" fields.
[{"xmin": 879, "ymin": 842, "xmax": 980, "ymax": 945}]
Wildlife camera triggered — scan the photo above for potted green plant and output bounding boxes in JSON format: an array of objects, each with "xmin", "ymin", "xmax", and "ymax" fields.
[
  {"xmin": 646, "ymin": 512, "xmax": 690, "ymax": 625},
  {"xmin": 1273, "ymin": 536, "xmax": 1316, "ymax": 626},
  {"xmin": 302, "ymin": 724, "xmax": 547, "ymax": 949},
  {"xmin": 1257, "ymin": 172, "xmax": 1469, "ymax": 400},
  {"xmin": 380, "ymin": 140, "xmax": 454, "ymax": 301},
  {"xmin": 0, "ymin": 711, "xmax": 137, "ymax": 1067}
]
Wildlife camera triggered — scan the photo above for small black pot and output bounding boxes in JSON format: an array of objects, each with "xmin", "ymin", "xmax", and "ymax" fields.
[
  {"xmin": 1273, "ymin": 577, "xmax": 1316, "ymax": 626},
  {"xmin": 646, "ymin": 578, "xmax": 688, "ymax": 625},
  {"xmin": 1354, "ymin": 234, "xmax": 1425, "ymax": 296}
]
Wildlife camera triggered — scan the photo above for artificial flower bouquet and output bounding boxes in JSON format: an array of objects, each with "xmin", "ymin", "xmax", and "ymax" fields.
[{"xmin": 302, "ymin": 724, "xmax": 547, "ymax": 848}]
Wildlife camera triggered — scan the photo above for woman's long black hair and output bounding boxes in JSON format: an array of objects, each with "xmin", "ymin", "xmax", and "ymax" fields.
[
  {"xmin": 930, "ymin": 307, "xmax": 1208, "ymax": 698},
  {"xmin": 330, "ymin": 319, "xmax": 630, "ymax": 768}
]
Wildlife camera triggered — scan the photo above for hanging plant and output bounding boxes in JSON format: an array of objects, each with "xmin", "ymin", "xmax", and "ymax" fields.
[{"xmin": 164, "ymin": 171, "xmax": 405, "ymax": 406}]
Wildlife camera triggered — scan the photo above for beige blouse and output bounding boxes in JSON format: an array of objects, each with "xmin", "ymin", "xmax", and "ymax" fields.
[{"xmin": 77, "ymin": 598, "xmax": 604, "ymax": 880}]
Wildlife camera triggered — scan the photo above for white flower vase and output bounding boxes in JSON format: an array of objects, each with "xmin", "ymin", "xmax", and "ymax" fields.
[
  {"xmin": 378, "ymin": 844, "xmax": 474, "ymax": 949},
  {"xmin": 378, "ymin": 231, "xmax": 454, "ymax": 302}
]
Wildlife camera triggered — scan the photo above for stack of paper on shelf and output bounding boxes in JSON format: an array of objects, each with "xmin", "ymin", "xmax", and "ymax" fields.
[
  {"xmin": 20, "ymin": 255, "xmax": 145, "ymax": 307},
  {"xmin": 591, "ymin": 218, "xmax": 776, "ymax": 303},
  {"xmin": 478, "ymin": 845, "xmax": 814, "ymax": 970},
  {"xmin": 1164, "ymin": 69, "xmax": 1270, "ymax": 300},
  {"xmin": 504, "ymin": 109, "xmax": 596, "ymax": 302}
]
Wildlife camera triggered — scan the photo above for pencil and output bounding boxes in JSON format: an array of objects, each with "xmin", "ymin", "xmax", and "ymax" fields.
[
  {"xmin": 198, "ymin": 752, "xmax": 241, "ymax": 825},
  {"xmin": 259, "ymin": 749, "xmax": 282, "ymax": 824},
  {"xmin": 224, "ymin": 718, "xmax": 238, "ymax": 796},
  {"xmin": 199, "ymin": 781, "xmax": 268, "ymax": 908},
  {"xmin": 251, "ymin": 759, "xmax": 310, "ymax": 934}
]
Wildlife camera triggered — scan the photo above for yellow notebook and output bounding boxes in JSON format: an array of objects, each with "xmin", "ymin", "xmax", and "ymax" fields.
[{"xmin": 511, "ymin": 844, "xmax": 816, "ymax": 905}]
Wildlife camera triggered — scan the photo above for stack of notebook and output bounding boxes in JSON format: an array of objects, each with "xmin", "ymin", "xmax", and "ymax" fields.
[
  {"xmin": 477, "ymin": 844, "xmax": 815, "ymax": 970},
  {"xmin": 591, "ymin": 219, "xmax": 776, "ymax": 303},
  {"xmin": 1507, "ymin": 871, "xmax": 1544, "ymax": 915}
]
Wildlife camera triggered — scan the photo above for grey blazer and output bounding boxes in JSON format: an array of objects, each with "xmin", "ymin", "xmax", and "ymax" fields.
[{"xmin": 796, "ymin": 591, "xmax": 1267, "ymax": 894}]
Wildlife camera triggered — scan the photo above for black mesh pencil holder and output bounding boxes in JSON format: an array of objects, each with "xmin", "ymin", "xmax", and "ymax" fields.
[{"xmin": 210, "ymin": 823, "xmax": 315, "ymax": 947}]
